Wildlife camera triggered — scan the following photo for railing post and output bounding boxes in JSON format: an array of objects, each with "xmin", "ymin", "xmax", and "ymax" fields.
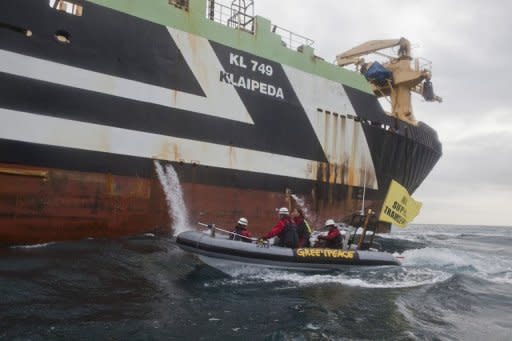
[{"xmin": 208, "ymin": 0, "xmax": 215, "ymax": 20}]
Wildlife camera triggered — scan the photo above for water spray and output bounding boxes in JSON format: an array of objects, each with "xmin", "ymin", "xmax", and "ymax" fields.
[{"xmin": 154, "ymin": 160, "xmax": 190, "ymax": 236}]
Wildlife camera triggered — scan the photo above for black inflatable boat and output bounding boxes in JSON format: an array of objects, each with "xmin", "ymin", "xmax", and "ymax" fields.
[{"xmin": 177, "ymin": 230, "xmax": 400, "ymax": 272}]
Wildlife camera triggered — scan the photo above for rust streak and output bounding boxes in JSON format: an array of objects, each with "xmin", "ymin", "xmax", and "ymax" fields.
[
  {"xmin": 172, "ymin": 143, "xmax": 182, "ymax": 162},
  {"xmin": 171, "ymin": 89, "xmax": 178, "ymax": 105},
  {"xmin": 228, "ymin": 145, "xmax": 237, "ymax": 169}
]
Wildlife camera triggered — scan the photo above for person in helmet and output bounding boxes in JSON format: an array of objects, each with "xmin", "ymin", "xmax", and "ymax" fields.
[
  {"xmin": 230, "ymin": 217, "xmax": 252, "ymax": 242},
  {"xmin": 291, "ymin": 207, "xmax": 312, "ymax": 247},
  {"xmin": 261, "ymin": 207, "xmax": 298, "ymax": 248},
  {"xmin": 316, "ymin": 219, "xmax": 342, "ymax": 249}
]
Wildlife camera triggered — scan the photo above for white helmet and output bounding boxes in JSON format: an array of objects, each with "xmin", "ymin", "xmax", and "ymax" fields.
[
  {"xmin": 325, "ymin": 219, "xmax": 336, "ymax": 227},
  {"xmin": 237, "ymin": 217, "xmax": 248, "ymax": 226},
  {"xmin": 278, "ymin": 207, "xmax": 289, "ymax": 215}
]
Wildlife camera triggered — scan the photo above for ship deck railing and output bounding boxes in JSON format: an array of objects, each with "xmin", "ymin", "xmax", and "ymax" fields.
[
  {"xmin": 271, "ymin": 24, "xmax": 314, "ymax": 51},
  {"xmin": 206, "ymin": 0, "xmax": 314, "ymax": 51},
  {"xmin": 207, "ymin": 0, "xmax": 255, "ymax": 34}
]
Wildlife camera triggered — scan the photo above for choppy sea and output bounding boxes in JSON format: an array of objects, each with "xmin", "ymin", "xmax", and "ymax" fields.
[{"xmin": 1, "ymin": 225, "xmax": 511, "ymax": 340}]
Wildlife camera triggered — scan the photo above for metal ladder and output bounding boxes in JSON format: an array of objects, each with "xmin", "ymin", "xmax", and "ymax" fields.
[{"xmin": 227, "ymin": 0, "xmax": 254, "ymax": 31}]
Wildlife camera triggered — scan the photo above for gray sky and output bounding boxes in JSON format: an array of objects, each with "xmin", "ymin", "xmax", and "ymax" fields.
[{"xmin": 255, "ymin": 0, "xmax": 512, "ymax": 226}]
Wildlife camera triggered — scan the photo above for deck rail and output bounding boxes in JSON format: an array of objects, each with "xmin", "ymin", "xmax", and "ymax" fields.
[
  {"xmin": 271, "ymin": 24, "xmax": 314, "ymax": 51},
  {"xmin": 206, "ymin": 0, "xmax": 315, "ymax": 50},
  {"xmin": 207, "ymin": 0, "xmax": 255, "ymax": 33}
]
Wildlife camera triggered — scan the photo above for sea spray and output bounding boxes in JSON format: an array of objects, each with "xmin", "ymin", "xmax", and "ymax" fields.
[
  {"xmin": 206, "ymin": 266, "xmax": 452, "ymax": 289},
  {"xmin": 154, "ymin": 161, "xmax": 190, "ymax": 236},
  {"xmin": 291, "ymin": 194, "xmax": 316, "ymax": 222}
]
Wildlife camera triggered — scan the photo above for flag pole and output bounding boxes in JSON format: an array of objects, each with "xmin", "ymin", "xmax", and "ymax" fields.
[
  {"xmin": 361, "ymin": 158, "xmax": 367, "ymax": 214},
  {"xmin": 357, "ymin": 209, "xmax": 372, "ymax": 250}
]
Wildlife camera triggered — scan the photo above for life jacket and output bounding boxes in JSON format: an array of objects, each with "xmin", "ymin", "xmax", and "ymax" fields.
[
  {"xmin": 295, "ymin": 218, "xmax": 312, "ymax": 247},
  {"xmin": 230, "ymin": 226, "xmax": 251, "ymax": 242},
  {"xmin": 304, "ymin": 220, "xmax": 312, "ymax": 234},
  {"xmin": 324, "ymin": 229, "xmax": 342, "ymax": 249},
  {"xmin": 277, "ymin": 218, "xmax": 298, "ymax": 248}
]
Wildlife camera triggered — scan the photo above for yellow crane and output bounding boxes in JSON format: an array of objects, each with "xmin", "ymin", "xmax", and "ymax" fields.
[{"xmin": 336, "ymin": 38, "xmax": 442, "ymax": 125}]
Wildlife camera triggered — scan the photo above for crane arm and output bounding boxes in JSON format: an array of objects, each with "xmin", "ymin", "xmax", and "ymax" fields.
[{"xmin": 336, "ymin": 38, "xmax": 410, "ymax": 66}]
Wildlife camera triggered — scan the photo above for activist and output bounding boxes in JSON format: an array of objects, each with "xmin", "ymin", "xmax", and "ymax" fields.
[
  {"xmin": 261, "ymin": 207, "xmax": 298, "ymax": 248},
  {"xmin": 316, "ymin": 219, "xmax": 342, "ymax": 249}
]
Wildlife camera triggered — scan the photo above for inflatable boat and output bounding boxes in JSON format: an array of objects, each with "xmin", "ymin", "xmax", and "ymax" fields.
[{"xmin": 176, "ymin": 230, "xmax": 400, "ymax": 272}]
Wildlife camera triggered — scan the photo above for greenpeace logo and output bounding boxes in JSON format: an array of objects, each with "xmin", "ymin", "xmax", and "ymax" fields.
[{"xmin": 296, "ymin": 248, "xmax": 355, "ymax": 259}]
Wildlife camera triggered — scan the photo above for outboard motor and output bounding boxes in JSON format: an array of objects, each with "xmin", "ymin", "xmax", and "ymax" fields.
[{"xmin": 422, "ymin": 80, "xmax": 435, "ymax": 101}]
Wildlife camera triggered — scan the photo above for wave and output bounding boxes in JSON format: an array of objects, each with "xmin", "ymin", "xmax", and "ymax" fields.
[
  {"xmin": 10, "ymin": 242, "xmax": 56, "ymax": 249},
  {"xmin": 485, "ymin": 272, "xmax": 512, "ymax": 285},
  {"xmin": 208, "ymin": 266, "xmax": 452, "ymax": 289},
  {"xmin": 399, "ymin": 247, "xmax": 512, "ymax": 285},
  {"xmin": 200, "ymin": 244, "xmax": 512, "ymax": 289},
  {"xmin": 381, "ymin": 227, "xmax": 512, "ymax": 254}
]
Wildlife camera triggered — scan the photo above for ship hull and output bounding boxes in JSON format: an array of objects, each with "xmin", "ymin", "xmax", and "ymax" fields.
[
  {"xmin": 0, "ymin": 0, "xmax": 441, "ymax": 245},
  {"xmin": 0, "ymin": 155, "xmax": 384, "ymax": 246}
]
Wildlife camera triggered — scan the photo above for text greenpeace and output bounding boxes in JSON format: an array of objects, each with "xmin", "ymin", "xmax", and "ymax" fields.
[
  {"xmin": 296, "ymin": 248, "xmax": 354, "ymax": 260},
  {"xmin": 219, "ymin": 52, "xmax": 285, "ymax": 100}
]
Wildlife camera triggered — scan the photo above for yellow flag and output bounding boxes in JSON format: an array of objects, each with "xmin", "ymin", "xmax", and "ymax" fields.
[{"xmin": 378, "ymin": 180, "xmax": 422, "ymax": 228}]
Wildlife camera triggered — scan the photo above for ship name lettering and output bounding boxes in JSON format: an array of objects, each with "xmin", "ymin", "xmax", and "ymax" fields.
[
  {"xmin": 219, "ymin": 70, "xmax": 284, "ymax": 100},
  {"xmin": 219, "ymin": 70, "xmax": 235, "ymax": 84},
  {"xmin": 250, "ymin": 59, "xmax": 274, "ymax": 76},
  {"xmin": 229, "ymin": 53, "xmax": 247, "ymax": 68},
  {"xmin": 230, "ymin": 52, "xmax": 274, "ymax": 77}
]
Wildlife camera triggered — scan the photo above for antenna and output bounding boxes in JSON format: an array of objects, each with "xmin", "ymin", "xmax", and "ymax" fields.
[{"xmin": 361, "ymin": 160, "xmax": 367, "ymax": 214}]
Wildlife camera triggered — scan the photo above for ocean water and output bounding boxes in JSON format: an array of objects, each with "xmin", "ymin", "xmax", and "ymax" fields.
[{"xmin": 1, "ymin": 225, "xmax": 511, "ymax": 340}]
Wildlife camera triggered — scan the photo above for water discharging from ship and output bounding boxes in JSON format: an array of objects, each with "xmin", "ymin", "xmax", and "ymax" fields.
[
  {"xmin": 154, "ymin": 161, "xmax": 190, "ymax": 236},
  {"xmin": 292, "ymin": 194, "xmax": 316, "ymax": 222}
]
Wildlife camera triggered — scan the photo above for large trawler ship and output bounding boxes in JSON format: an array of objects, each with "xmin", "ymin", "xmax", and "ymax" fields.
[{"xmin": 0, "ymin": 0, "xmax": 442, "ymax": 245}]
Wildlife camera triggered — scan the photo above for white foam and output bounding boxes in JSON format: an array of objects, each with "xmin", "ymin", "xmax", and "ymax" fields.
[
  {"xmin": 485, "ymin": 272, "xmax": 512, "ymax": 285},
  {"xmin": 154, "ymin": 161, "xmax": 191, "ymax": 236},
  {"xmin": 400, "ymin": 247, "xmax": 468, "ymax": 267},
  {"xmin": 291, "ymin": 194, "xmax": 316, "ymax": 222},
  {"xmin": 398, "ymin": 247, "xmax": 512, "ymax": 285},
  {"xmin": 216, "ymin": 267, "xmax": 451, "ymax": 289},
  {"xmin": 378, "ymin": 233, "xmax": 422, "ymax": 242},
  {"xmin": 10, "ymin": 242, "xmax": 56, "ymax": 249},
  {"xmin": 401, "ymin": 247, "xmax": 506, "ymax": 270},
  {"xmin": 305, "ymin": 323, "xmax": 320, "ymax": 331},
  {"xmin": 382, "ymin": 231, "xmax": 465, "ymax": 244}
]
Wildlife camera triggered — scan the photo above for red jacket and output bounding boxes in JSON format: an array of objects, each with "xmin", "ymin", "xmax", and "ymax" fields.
[
  {"xmin": 264, "ymin": 217, "xmax": 291, "ymax": 239},
  {"xmin": 241, "ymin": 229, "xmax": 251, "ymax": 239},
  {"xmin": 230, "ymin": 226, "xmax": 252, "ymax": 242},
  {"xmin": 319, "ymin": 227, "xmax": 341, "ymax": 241}
]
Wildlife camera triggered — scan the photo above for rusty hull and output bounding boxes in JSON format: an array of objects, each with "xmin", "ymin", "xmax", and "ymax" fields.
[
  {"xmin": 0, "ymin": 163, "xmax": 387, "ymax": 246},
  {"xmin": 0, "ymin": 163, "xmax": 169, "ymax": 245}
]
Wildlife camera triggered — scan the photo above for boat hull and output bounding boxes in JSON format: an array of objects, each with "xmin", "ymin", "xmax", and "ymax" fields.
[{"xmin": 177, "ymin": 231, "xmax": 401, "ymax": 272}]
